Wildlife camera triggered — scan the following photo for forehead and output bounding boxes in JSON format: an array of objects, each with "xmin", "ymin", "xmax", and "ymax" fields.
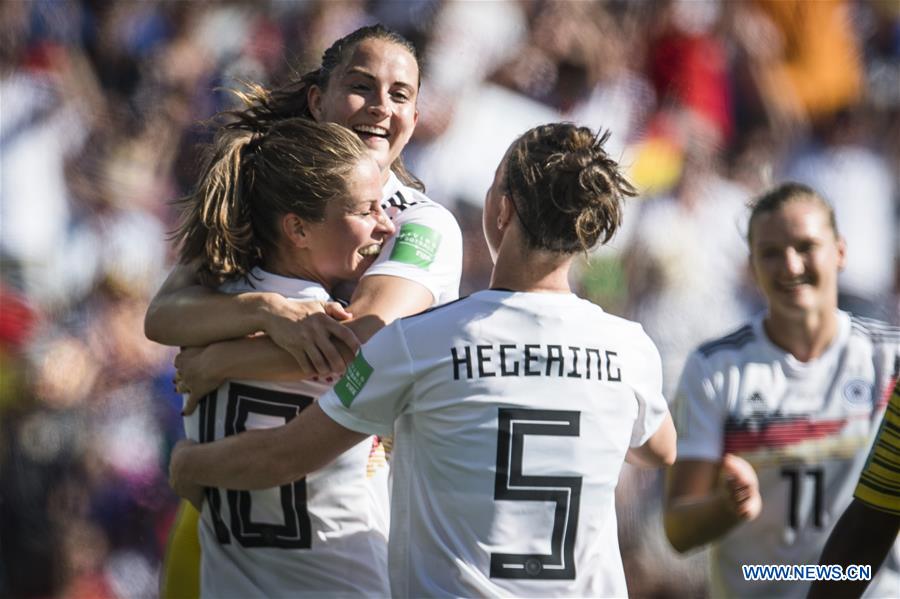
[
  {"xmin": 337, "ymin": 38, "xmax": 418, "ymax": 84},
  {"xmin": 750, "ymin": 199, "xmax": 834, "ymax": 245},
  {"xmin": 342, "ymin": 158, "xmax": 382, "ymax": 203}
]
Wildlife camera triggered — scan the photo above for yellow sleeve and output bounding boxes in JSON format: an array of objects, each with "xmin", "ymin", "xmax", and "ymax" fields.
[
  {"xmin": 160, "ymin": 500, "xmax": 201, "ymax": 599},
  {"xmin": 855, "ymin": 379, "xmax": 900, "ymax": 515}
]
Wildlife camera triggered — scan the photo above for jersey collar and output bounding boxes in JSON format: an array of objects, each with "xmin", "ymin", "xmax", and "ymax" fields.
[
  {"xmin": 382, "ymin": 170, "xmax": 403, "ymax": 202},
  {"xmin": 246, "ymin": 267, "xmax": 331, "ymax": 301}
]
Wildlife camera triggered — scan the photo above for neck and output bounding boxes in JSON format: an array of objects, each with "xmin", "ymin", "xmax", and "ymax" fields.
[
  {"xmin": 762, "ymin": 307, "xmax": 839, "ymax": 362},
  {"xmin": 263, "ymin": 252, "xmax": 332, "ymax": 293},
  {"xmin": 489, "ymin": 230, "xmax": 573, "ymax": 293}
]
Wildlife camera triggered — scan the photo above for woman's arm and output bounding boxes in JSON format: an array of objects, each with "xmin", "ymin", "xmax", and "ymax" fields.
[
  {"xmin": 663, "ymin": 454, "xmax": 762, "ymax": 553},
  {"xmin": 174, "ymin": 275, "xmax": 438, "ymax": 414},
  {"xmin": 626, "ymin": 412, "xmax": 677, "ymax": 468},
  {"xmin": 145, "ymin": 263, "xmax": 271, "ymax": 345},
  {"xmin": 809, "ymin": 498, "xmax": 900, "ymax": 598},
  {"xmin": 170, "ymin": 403, "xmax": 368, "ymax": 494},
  {"xmin": 145, "ymin": 263, "xmax": 358, "ymax": 374},
  {"xmin": 344, "ymin": 275, "xmax": 435, "ymax": 342}
]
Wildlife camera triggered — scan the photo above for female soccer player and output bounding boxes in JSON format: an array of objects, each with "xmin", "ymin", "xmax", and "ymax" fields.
[
  {"xmin": 170, "ymin": 122, "xmax": 677, "ymax": 597},
  {"xmin": 663, "ymin": 183, "xmax": 900, "ymax": 597},
  {"xmin": 148, "ymin": 25, "xmax": 463, "ymax": 597},
  {"xmin": 167, "ymin": 114, "xmax": 396, "ymax": 597}
]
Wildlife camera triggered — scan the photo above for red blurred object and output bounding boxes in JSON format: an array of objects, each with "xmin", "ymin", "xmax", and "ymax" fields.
[
  {"xmin": 0, "ymin": 286, "xmax": 39, "ymax": 350},
  {"xmin": 649, "ymin": 31, "xmax": 733, "ymax": 141}
]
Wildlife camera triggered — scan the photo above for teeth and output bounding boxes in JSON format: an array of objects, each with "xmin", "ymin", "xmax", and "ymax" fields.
[
  {"xmin": 358, "ymin": 244, "xmax": 382, "ymax": 257},
  {"xmin": 353, "ymin": 125, "xmax": 389, "ymax": 138}
]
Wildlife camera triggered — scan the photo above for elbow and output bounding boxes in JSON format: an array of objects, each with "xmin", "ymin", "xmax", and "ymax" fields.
[
  {"xmin": 661, "ymin": 445, "xmax": 677, "ymax": 467},
  {"xmin": 144, "ymin": 302, "xmax": 164, "ymax": 343},
  {"xmin": 663, "ymin": 511, "xmax": 694, "ymax": 554}
]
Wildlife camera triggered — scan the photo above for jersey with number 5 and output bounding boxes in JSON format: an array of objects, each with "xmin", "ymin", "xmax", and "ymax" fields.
[
  {"xmin": 319, "ymin": 289, "xmax": 669, "ymax": 597},
  {"xmin": 182, "ymin": 268, "xmax": 389, "ymax": 598},
  {"xmin": 673, "ymin": 311, "xmax": 900, "ymax": 598}
]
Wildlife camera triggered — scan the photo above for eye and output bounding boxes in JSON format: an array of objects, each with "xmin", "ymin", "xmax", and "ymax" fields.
[
  {"xmin": 351, "ymin": 83, "xmax": 370, "ymax": 92},
  {"xmin": 391, "ymin": 91, "xmax": 410, "ymax": 102}
]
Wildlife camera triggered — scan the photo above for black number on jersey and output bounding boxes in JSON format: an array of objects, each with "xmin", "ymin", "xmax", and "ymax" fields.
[
  {"xmin": 198, "ymin": 383, "xmax": 314, "ymax": 549},
  {"xmin": 491, "ymin": 408, "xmax": 582, "ymax": 580},
  {"xmin": 780, "ymin": 466, "xmax": 825, "ymax": 530}
]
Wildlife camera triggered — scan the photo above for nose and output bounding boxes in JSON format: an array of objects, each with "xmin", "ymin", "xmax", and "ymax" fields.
[
  {"xmin": 781, "ymin": 248, "xmax": 804, "ymax": 276},
  {"xmin": 374, "ymin": 206, "xmax": 395, "ymax": 237},
  {"xmin": 367, "ymin": 89, "xmax": 390, "ymax": 120}
]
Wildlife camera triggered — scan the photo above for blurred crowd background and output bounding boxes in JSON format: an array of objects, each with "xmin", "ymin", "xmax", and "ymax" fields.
[{"xmin": 1, "ymin": 0, "xmax": 898, "ymax": 597}]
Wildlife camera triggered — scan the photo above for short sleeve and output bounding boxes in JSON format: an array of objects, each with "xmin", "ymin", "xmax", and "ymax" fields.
[
  {"xmin": 629, "ymin": 330, "xmax": 670, "ymax": 447},
  {"xmin": 319, "ymin": 320, "xmax": 415, "ymax": 438},
  {"xmin": 362, "ymin": 202, "xmax": 462, "ymax": 304},
  {"xmin": 673, "ymin": 351, "xmax": 725, "ymax": 461}
]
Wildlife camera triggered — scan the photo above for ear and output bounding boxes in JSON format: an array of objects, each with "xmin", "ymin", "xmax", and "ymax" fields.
[
  {"xmin": 835, "ymin": 236, "xmax": 847, "ymax": 271},
  {"xmin": 747, "ymin": 253, "xmax": 759, "ymax": 286},
  {"xmin": 413, "ymin": 107, "xmax": 419, "ymax": 128},
  {"xmin": 307, "ymin": 85, "xmax": 324, "ymax": 122},
  {"xmin": 281, "ymin": 213, "xmax": 310, "ymax": 249},
  {"xmin": 497, "ymin": 193, "xmax": 514, "ymax": 231}
]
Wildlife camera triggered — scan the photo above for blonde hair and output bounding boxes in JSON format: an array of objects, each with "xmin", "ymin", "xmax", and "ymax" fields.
[{"xmin": 172, "ymin": 117, "xmax": 368, "ymax": 285}]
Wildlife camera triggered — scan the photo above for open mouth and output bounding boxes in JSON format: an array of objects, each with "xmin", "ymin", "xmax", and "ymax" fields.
[
  {"xmin": 352, "ymin": 125, "xmax": 390, "ymax": 141},
  {"xmin": 777, "ymin": 279, "xmax": 812, "ymax": 292},
  {"xmin": 358, "ymin": 243, "xmax": 382, "ymax": 257}
]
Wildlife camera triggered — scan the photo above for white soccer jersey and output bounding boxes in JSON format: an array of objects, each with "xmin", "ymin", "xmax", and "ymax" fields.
[
  {"xmin": 183, "ymin": 268, "xmax": 389, "ymax": 598},
  {"xmin": 674, "ymin": 310, "xmax": 900, "ymax": 598},
  {"xmin": 365, "ymin": 172, "xmax": 463, "ymax": 305},
  {"xmin": 319, "ymin": 289, "xmax": 670, "ymax": 597}
]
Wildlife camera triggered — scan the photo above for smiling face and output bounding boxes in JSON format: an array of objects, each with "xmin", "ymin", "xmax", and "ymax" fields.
[
  {"xmin": 749, "ymin": 198, "xmax": 845, "ymax": 323},
  {"xmin": 301, "ymin": 157, "xmax": 395, "ymax": 287},
  {"xmin": 309, "ymin": 38, "xmax": 419, "ymax": 180}
]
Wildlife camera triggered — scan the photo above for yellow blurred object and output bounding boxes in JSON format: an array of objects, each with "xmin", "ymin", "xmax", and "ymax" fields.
[
  {"xmin": 628, "ymin": 136, "xmax": 684, "ymax": 197},
  {"xmin": 754, "ymin": 0, "xmax": 862, "ymax": 120},
  {"xmin": 160, "ymin": 501, "xmax": 201, "ymax": 599}
]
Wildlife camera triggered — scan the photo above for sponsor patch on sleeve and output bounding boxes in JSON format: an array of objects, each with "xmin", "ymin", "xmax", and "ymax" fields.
[
  {"xmin": 389, "ymin": 223, "xmax": 442, "ymax": 268},
  {"xmin": 334, "ymin": 352, "xmax": 374, "ymax": 407}
]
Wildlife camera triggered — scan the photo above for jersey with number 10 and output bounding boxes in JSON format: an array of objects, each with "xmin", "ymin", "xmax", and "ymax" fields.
[
  {"xmin": 319, "ymin": 289, "xmax": 669, "ymax": 597},
  {"xmin": 183, "ymin": 268, "xmax": 389, "ymax": 598},
  {"xmin": 674, "ymin": 311, "xmax": 900, "ymax": 598}
]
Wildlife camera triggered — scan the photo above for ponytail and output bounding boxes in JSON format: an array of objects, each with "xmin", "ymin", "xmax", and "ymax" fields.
[{"xmin": 173, "ymin": 130, "xmax": 263, "ymax": 286}]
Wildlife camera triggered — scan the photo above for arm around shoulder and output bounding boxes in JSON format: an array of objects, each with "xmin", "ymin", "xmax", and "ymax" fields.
[{"xmin": 144, "ymin": 263, "xmax": 273, "ymax": 346}]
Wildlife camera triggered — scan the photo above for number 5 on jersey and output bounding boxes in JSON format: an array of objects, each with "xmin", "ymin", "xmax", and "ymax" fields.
[{"xmin": 492, "ymin": 408, "xmax": 582, "ymax": 580}]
